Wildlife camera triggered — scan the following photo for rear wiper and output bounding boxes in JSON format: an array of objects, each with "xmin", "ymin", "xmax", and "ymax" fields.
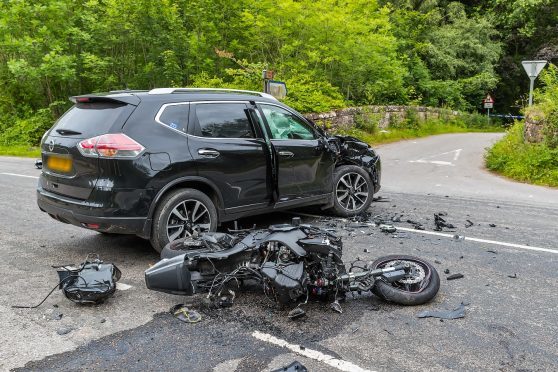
[{"xmin": 55, "ymin": 129, "xmax": 82, "ymax": 135}]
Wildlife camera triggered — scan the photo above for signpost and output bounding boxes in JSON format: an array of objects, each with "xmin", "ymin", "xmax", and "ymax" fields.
[
  {"xmin": 262, "ymin": 70, "xmax": 287, "ymax": 99},
  {"xmin": 483, "ymin": 94, "xmax": 494, "ymax": 124},
  {"xmin": 521, "ymin": 60, "xmax": 547, "ymax": 106}
]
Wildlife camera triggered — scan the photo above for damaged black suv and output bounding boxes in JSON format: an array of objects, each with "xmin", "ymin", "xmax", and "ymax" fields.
[{"xmin": 37, "ymin": 88, "xmax": 381, "ymax": 252}]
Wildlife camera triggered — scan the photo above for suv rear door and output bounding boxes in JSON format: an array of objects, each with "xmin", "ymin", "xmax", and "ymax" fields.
[
  {"xmin": 258, "ymin": 104, "xmax": 335, "ymax": 202},
  {"xmin": 40, "ymin": 99, "xmax": 136, "ymax": 200},
  {"xmin": 187, "ymin": 101, "xmax": 271, "ymax": 211}
]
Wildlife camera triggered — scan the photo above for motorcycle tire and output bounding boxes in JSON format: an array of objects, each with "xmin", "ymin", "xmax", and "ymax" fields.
[{"xmin": 370, "ymin": 255, "xmax": 440, "ymax": 306}]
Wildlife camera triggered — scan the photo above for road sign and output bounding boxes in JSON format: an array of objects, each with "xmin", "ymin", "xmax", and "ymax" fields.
[
  {"xmin": 483, "ymin": 94, "xmax": 494, "ymax": 109},
  {"xmin": 522, "ymin": 60, "xmax": 547, "ymax": 78},
  {"xmin": 268, "ymin": 80, "xmax": 287, "ymax": 99},
  {"xmin": 521, "ymin": 60, "xmax": 547, "ymax": 106}
]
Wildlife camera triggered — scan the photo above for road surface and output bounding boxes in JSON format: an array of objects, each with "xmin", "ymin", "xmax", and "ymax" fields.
[{"xmin": 0, "ymin": 133, "xmax": 557, "ymax": 371}]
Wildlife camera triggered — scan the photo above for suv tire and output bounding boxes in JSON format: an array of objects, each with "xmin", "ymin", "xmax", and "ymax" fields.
[
  {"xmin": 150, "ymin": 188, "xmax": 218, "ymax": 253},
  {"xmin": 330, "ymin": 165, "xmax": 373, "ymax": 217}
]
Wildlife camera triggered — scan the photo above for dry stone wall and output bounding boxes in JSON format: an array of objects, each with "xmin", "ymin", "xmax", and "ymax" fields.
[{"xmin": 304, "ymin": 105, "xmax": 459, "ymax": 130}]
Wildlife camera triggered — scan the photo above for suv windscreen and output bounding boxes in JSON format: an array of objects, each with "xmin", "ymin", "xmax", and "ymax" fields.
[
  {"xmin": 52, "ymin": 102, "xmax": 130, "ymax": 138},
  {"xmin": 193, "ymin": 103, "xmax": 254, "ymax": 138}
]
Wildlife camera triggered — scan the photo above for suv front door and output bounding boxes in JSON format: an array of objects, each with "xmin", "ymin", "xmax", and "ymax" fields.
[
  {"xmin": 187, "ymin": 102, "xmax": 271, "ymax": 212},
  {"xmin": 258, "ymin": 103, "xmax": 335, "ymax": 203}
]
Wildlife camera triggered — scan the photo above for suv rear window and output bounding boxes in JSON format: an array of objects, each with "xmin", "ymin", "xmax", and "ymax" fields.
[
  {"xmin": 193, "ymin": 103, "xmax": 254, "ymax": 138},
  {"xmin": 52, "ymin": 102, "xmax": 132, "ymax": 138}
]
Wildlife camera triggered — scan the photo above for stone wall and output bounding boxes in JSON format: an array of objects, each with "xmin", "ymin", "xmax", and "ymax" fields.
[
  {"xmin": 524, "ymin": 109, "xmax": 545, "ymax": 143},
  {"xmin": 305, "ymin": 105, "xmax": 459, "ymax": 130}
]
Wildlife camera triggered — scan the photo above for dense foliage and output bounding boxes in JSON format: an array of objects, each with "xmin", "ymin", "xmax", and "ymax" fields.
[{"xmin": 0, "ymin": 0, "xmax": 556, "ymax": 147}]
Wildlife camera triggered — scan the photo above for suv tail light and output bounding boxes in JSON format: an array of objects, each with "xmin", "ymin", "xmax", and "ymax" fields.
[{"xmin": 78, "ymin": 133, "xmax": 144, "ymax": 158}]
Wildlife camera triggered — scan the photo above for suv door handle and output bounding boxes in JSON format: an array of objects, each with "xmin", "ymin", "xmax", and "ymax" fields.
[
  {"xmin": 278, "ymin": 151, "xmax": 294, "ymax": 158},
  {"xmin": 198, "ymin": 148, "xmax": 220, "ymax": 158}
]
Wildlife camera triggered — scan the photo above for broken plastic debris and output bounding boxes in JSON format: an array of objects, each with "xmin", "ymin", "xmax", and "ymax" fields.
[
  {"xmin": 453, "ymin": 235, "xmax": 465, "ymax": 240},
  {"xmin": 465, "ymin": 220, "xmax": 474, "ymax": 228},
  {"xmin": 330, "ymin": 300, "xmax": 343, "ymax": 313},
  {"xmin": 380, "ymin": 224, "xmax": 396, "ymax": 233},
  {"xmin": 444, "ymin": 269, "xmax": 450, "ymax": 274},
  {"xmin": 288, "ymin": 307, "xmax": 306, "ymax": 320},
  {"xmin": 271, "ymin": 360, "xmax": 308, "ymax": 372},
  {"xmin": 434, "ymin": 213, "xmax": 455, "ymax": 231},
  {"xmin": 35, "ymin": 159, "xmax": 42, "ymax": 169},
  {"xmin": 446, "ymin": 273, "xmax": 464, "ymax": 280},
  {"xmin": 417, "ymin": 302, "xmax": 467, "ymax": 320},
  {"xmin": 170, "ymin": 304, "xmax": 202, "ymax": 323},
  {"xmin": 508, "ymin": 273, "xmax": 518, "ymax": 279}
]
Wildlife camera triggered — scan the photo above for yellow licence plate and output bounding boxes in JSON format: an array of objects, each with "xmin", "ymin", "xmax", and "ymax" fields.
[{"xmin": 47, "ymin": 156, "xmax": 72, "ymax": 173}]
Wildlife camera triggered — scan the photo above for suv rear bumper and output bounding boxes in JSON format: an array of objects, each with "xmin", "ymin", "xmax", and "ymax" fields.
[{"xmin": 37, "ymin": 187, "xmax": 148, "ymax": 236}]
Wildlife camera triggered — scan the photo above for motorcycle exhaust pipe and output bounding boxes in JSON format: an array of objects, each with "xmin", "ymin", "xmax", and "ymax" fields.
[{"xmin": 144, "ymin": 254, "xmax": 194, "ymax": 295}]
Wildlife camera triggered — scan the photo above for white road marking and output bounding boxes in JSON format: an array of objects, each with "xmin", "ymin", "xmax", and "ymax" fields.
[
  {"xmin": 252, "ymin": 331, "xmax": 373, "ymax": 372},
  {"xmin": 394, "ymin": 226, "xmax": 558, "ymax": 255},
  {"xmin": 0, "ymin": 172, "xmax": 39, "ymax": 179},
  {"xmin": 409, "ymin": 148, "xmax": 462, "ymax": 166}
]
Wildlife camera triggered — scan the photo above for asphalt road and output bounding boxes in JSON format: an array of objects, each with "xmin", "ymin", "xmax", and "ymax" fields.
[{"xmin": 1, "ymin": 133, "xmax": 557, "ymax": 371}]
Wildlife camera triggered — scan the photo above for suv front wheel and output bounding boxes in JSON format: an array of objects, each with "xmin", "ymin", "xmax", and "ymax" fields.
[
  {"xmin": 150, "ymin": 188, "xmax": 218, "ymax": 252},
  {"xmin": 330, "ymin": 165, "xmax": 374, "ymax": 217}
]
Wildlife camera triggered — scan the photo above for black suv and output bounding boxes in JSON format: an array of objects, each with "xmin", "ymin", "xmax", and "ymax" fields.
[{"xmin": 37, "ymin": 88, "xmax": 381, "ymax": 251}]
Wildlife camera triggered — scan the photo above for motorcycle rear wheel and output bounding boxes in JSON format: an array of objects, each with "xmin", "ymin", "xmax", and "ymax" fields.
[{"xmin": 370, "ymin": 255, "xmax": 439, "ymax": 305}]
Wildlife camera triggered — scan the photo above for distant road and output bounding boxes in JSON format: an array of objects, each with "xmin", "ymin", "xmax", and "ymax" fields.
[{"xmin": 376, "ymin": 132, "xmax": 558, "ymax": 207}]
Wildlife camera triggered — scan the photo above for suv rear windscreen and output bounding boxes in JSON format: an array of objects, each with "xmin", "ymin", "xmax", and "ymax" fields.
[{"xmin": 51, "ymin": 102, "xmax": 132, "ymax": 138}]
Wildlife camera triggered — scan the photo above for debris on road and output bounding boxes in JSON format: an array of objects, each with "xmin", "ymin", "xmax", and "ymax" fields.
[
  {"xmin": 34, "ymin": 159, "xmax": 42, "ymax": 169},
  {"xmin": 170, "ymin": 304, "xmax": 202, "ymax": 323},
  {"xmin": 417, "ymin": 302, "xmax": 467, "ymax": 320},
  {"xmin": 434, "ymin": 213, "xmax": 455, "ymax": 231},
  {"xmin": 406, "ymin": 219, "xmax": 425, "ymax": 230},
  {"xmin": 55, "ymin": 254, "xmax": 121, "ymax": 305},
  {"xmin": 465, "ymin": 219, "xmax": 474, "ymax": 228},
  {"xmin": 446, "ymin": 273, "xmax": 464, "ymax": 280},
  {"xmin": 288, "ymin": 307, "xmax": 306, "ymax": 320},
  {"xmin": 508, "ymin": 273, "xmax": 518, "ymax": 279},
  {"xmin": 453, "ymin": 234, "xmax": 465, "ymax": 240},
  {"xmin": 489, "ymin": 223, "xmax": 497, "ymax": 227},
  {"xmin": 444, "ymin": 269, "xmax": 450, "ymax": 274},
  {"xmin": 380, "ymin": 224, "xmax": 397, "ymax": 233},
  {"xmin": 272, "ymin": 361, "xmax": 308, "ymax": 372},
  {"xmin": 486, "ymin": 250, "xmax": 498, "ymax": 254},
  {"xmin": 56, "ymin": 327, "xmax": 73, "ymax": 335},
  {"xmin": 12, "ymin": 254, "xmax": 121, "ymax": 309}
]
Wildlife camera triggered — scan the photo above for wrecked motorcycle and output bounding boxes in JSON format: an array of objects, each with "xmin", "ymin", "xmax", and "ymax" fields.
[{"xmin": 145, "ymin": 222, "xmax": 440, "ymax": 309}]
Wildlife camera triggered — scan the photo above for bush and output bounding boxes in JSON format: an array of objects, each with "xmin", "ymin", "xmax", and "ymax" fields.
[{"xmin": 486, "ymin": 122, "xmax": 558, "ymax": 187}]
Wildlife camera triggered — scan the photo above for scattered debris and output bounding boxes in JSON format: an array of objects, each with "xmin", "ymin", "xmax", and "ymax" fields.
[
  {"xmin": 417, "ymin": 302, "xmax": 467, "ymax": 320},
  {"xmin": 444, "ymin": 269, "xmax": 450, "ymax": 274},
  {"xmin": 447, "ymin": 273, "xmax": 464, "ymax": 280},
  {"xmin": 51, "ymin": 312, "xmax": 63, "ymax": 321},
  {"xmin": 56, "ymin": 327, "xmax": 73, "ymax": 335},
  {"xmin": 100, "ymin": 318, "xmax": 106, "ymax": 323},
  {"xmin": 330, "ymin": 300, "xmax": 343, "ymax": 314},
  {"xmin": 373, "ymin": 196, "xmax": 389, "ymax": 202},
  {"xmin": 363, "ymin": 248, "xmax": 370, "ymax": 253},
  {"xmin": 12, "ymin": 254, "xmax": 121, "ymax": 309},
  {"xmin": 453, "ymin": 235, "xmax": 465, "ymax": 240},
  {"xmin": 489, "ymin": 223, "xmax": 497, "ymax": 228},
  {"xmin": 369, "ymin": 304, "xmax": 380, "ymax": 311},
  {"xmin": 486, "ymin": 250, "xmax": 498, "ymax": 254},
  {"xmin": 406, "ymin": 219, "xmax": 424, "ymax": 230},
  {"xmin": 508, "ymin": 273, "xmax": 518, "ymax": 279},
  {"xmin": 434, "ymin": 213, "xmax": 455, "ymax": 231},
  {"xmin": 380, "ymin": 224, "xmax": 397, "ymax": 233},
  {"xmin": 170, "ymin": 304, "xmax": 202, "ymax": 323},
  {"xmin": 288, "ymin": 307, "xmax": 306, "ymax": 320},
  {"xmin": 391, "ymin": 215, "xmax": 402, "ymax": 222},
  {"xmin": 465, "ymin": 220, "xmax": 474, "ymax": 228},
  {"xmin": 34, "ymin": 159, "xmax": 42, "ymax": 169},
  {"xmin": 351, "ymin": 326, "xmax": 360, "ymax": 334},
  {"xmin": 116, "ymin": 283, "xmax": 132, "ymax": 291},
  {"xmin": 434, "ymin": 260, "xmax": 442, "ymax": 264}
]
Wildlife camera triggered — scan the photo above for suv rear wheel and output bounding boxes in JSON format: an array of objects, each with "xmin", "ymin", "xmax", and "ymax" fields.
[
  {"xmin": 150, "ymin": 188, "xmax": 218, "ymax": 253},
  {"xmin": 330, "ymin": 165, "xmax": 373, "ymax": 217}
]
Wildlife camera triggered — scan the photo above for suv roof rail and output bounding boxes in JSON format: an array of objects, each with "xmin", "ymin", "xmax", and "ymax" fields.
[{"xmin": 148, "ymin": 87, "xmax": 278, "ymax": 101}]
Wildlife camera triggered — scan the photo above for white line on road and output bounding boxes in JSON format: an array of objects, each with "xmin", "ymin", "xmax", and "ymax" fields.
[
  {"xmin": 0, "ymin": 172, "xmax": 39, "ymax": 179},
  {"xmin": 408, "ymin": 148, "xmax": 462, "ymax": 166},
  {"xmin": 252, "ymin": 331, "xmax": 373, "ymax": 372},
  {"xmin": 394, "ymin": 226, "xmax": 558, "ymax": 254}
]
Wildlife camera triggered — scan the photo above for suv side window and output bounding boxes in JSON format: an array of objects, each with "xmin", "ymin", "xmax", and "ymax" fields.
[
  {"xmin": 193, "ymin": 103, "xmax": 254, "ymax": 138},
  {"xmin": 260, "ymin": 104, "xmax": 316, "ymax": 140},
  {"xmin": 157, "ymin": 104, "xmax": 189, "ymax": 133}
]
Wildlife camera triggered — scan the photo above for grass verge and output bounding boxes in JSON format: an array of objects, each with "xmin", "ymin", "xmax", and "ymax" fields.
[
  {"xmin": 485, "ymin": 122, "xmax": 558, "ymax": 187},
  {"xmin": 0, "ymin": 145, "xmax": 41, "ymax": 157}
]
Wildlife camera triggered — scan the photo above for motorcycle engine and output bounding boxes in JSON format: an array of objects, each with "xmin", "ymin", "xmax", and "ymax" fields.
[{"xmin": 261, "ymin": 261, "xmax": 307, "ymax": 304}]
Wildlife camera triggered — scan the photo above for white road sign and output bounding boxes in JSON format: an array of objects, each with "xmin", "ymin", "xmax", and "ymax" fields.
[{"xmin": 522, "ymin": 60, "xmax": 547, "ymax": 78}]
